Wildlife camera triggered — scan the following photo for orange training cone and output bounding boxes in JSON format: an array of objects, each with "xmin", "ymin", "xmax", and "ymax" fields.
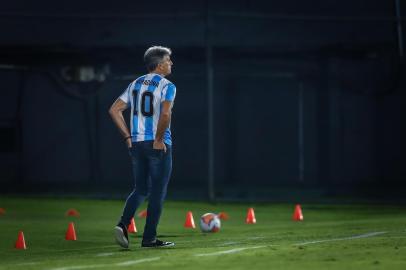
[
  {"xmin": 128, "ymin": 218, "xmax": 137, "ymax": 233},
  {"xmin": 0, "ymin": 208, "xmax": 5, "ymax": 216},
  {"xmin": 15, "ymin": 231, "xmax": 27, "ymax": 249},
  {"xmin": 292, "ymin": 204, "xmax": 303, "ymax": 221},
  {"xmin": 137, "ymin": 209, "xmax": 148, "ymax": 218},
  {"xmin": 246, "ymin": 208, "xmax": 256, "ymax": 224},
  {"xmin": 217, "ymin": 212, "xmax": 229, "ymax": 220},
  {"xmin": 184, "ymin": 211, "xmax": 195, "ymax": 228},
  {"xmin": 65, "ymin": 208, "xmax": 80, "ymax": 217},
  {"xmin": 65, "ymin": 222, "xmax": 77, "ymax": 240}
]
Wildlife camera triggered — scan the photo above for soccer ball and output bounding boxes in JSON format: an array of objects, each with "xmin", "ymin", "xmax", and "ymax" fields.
[{"xmin": 199, "ymin": 213, "xmax": 221, "ymax": 233}]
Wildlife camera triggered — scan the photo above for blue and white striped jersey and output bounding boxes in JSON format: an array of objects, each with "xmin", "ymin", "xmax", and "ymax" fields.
[{"xmin": 119, "ymin": 73, "xmax": 176, "ymax": 145}]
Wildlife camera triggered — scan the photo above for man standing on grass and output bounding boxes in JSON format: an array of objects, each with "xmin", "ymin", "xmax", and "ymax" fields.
[{"xmin": 109, "ymin": 46, "xmax": 176, "ymax": 248}]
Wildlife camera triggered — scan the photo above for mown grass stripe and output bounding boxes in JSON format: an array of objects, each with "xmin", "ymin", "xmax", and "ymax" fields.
[{"xmin": 49, "ymin": 257, "xmax": 161, "ymax": 270}]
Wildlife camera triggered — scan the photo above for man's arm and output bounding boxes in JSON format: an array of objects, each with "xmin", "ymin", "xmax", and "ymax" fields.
[
  {"xmin": 153, "ymin": 101, "xmax": 172, "ymax": 151},
  {"xmin": 109, "ymin": 99, "xmax": 132, "ymax": 148}
]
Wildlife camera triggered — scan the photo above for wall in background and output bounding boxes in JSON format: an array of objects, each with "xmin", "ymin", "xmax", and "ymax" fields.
[{"xmin": 0, "ymin": 0, "xmax": 404, "ymax": 200}]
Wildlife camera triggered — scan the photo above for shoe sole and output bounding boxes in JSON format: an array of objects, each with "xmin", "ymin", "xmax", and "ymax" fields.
[
  {"xmin": 141, "ymin": 243, "xmax": 175, "ymax": 248},
  {"xmin": 114, "ymin": 226, "xmax": 129, "ymax": 249}
]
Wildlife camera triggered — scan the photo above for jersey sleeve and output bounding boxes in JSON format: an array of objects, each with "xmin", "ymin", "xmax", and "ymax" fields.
[
  {"xmin": 161, "ymin": 83, "xmax": 176, "ymax": 102},
  {"xmin": 118, "ymin": 82, "xmax": 132, "ymax": 105}
]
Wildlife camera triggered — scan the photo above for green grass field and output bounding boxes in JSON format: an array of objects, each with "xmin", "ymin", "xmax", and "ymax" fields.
[{"xmin": 0, "ymin": 197, "xmax": 405, "ymax": 270}]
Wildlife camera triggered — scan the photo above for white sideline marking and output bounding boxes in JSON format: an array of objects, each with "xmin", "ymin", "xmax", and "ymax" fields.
[
  {"xmin": 294, "ymin": 231, "xmax": 387, "ymax": 246},
  {"xmin": 16, "ymin": 262, "xmax": 40, "ymax": 266},
  {"xmin": 176, "ymin": 235, "xmax": 268, "ymax": 244},
  {"xmin": 116, "ymin": 257, "xmax": 161, "ymax": 266},
  {"xmin": 49, "ymin": 257, "xmax": 161, "ymax": 270},
  {"xmin": 96, "ymin": 252, "xmax": 115, "ymax": 257},
  {"xmin": 195, "ymin": 245, "xmax": 267, "ymax": 257},
  {"xmin": 247, "ymin": 236, "xmax": 265, "ymax": 240},
  {"xmin": 195, "ymin": 231, "xmax": 387, "ymax": 257},
  {"xmin": 217, "ymin": 241, "xmax": 241, "ymax": 246}
]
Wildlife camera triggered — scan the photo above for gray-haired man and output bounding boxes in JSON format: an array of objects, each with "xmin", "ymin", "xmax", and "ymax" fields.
[{"xmin": 109, "ymin": 46, "xmax": 176, "ymax": 248}]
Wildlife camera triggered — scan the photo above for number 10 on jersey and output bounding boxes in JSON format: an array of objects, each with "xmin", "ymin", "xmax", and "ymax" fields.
[{"xmin": 133, "ymin": 91, "xmax": 154, "ymax": 117}]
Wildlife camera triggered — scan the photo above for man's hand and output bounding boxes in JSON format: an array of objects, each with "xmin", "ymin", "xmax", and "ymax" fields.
[
  {"xmin": 153, "ymin": 140, "xmax": 167, "ymax": 152},
  {"xmin": 126, "ymin": 137, "xmax": 132, "ymax": 148},
  {"xmin": 154, "ymin": 101, "xmax": 172, "ymax": 153}
]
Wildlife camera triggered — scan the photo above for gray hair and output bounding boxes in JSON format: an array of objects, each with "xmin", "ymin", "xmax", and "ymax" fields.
[{"xmin": 143, "ymin": 46, "xmax": 172, "ymax": 72}]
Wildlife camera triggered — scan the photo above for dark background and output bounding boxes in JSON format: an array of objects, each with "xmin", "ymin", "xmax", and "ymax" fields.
[{"xmin": 0, "ymin": 0, "xmax": 405, "ymax": 201}]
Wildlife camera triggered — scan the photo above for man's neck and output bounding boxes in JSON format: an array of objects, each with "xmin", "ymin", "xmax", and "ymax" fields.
[{"xmin": 150, "ymin": 71, "xmax": 166, "ymax": 77}]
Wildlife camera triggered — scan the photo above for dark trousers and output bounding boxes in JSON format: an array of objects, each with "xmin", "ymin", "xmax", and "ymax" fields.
[{"xmin": 120, "ymin": 140, "xmax": 172, "ymax": 242}]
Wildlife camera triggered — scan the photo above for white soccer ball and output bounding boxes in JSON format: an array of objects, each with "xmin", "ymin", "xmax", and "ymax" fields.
[{"xmin": 199, "ymin": 213, "xmax": 221, "ymax": 233}]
